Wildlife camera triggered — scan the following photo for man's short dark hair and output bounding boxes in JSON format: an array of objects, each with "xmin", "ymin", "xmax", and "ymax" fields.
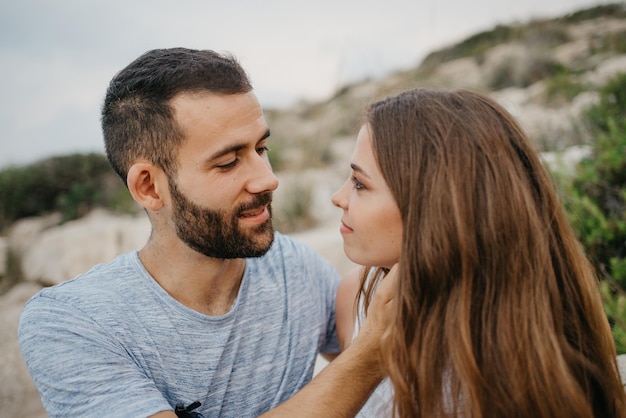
[{"xmin": 101, "ymin": 48, "xmax": 252, "ymax": 182}]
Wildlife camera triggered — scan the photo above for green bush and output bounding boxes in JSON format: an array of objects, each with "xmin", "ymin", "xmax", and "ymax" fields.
[
  {"xmin": 561, "ymin": 3, "xmax": 626, "ymax": 24},
  {"xmin": 266, "ymin": 142, "xmax": 286, "ymax": 172},
  {"xmin": 545, "ymin": 72, "xmax": 586, "ymax": 103},
  {"xmin": 273, "ymin": 180, "xmax": 316, "ymax": 233},
  {"xmin": 0, "ymin": 153, "xmax": 133, "ymax": 231},
  {"xmin": 488, "ymin": 55, "xmax": 567, "ymax": 90},
  {"xmin": 420, "ymin": 24, "xmax": 519, "ymax": 69},
  {"xmin": 561, "ymin": 72, "xmax": 626, "ymax": 353},
  {"xmin": 591, "ymin": 29, "xmax": 626, "ymax": 55}
]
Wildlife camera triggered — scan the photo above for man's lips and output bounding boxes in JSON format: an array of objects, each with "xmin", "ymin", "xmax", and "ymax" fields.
[
  {"xmin": 238, "ymin": 205, "xmax": 271, "ymax": 225},
  {"xmin": 240, "ymin": 206, "xmax": 266, "ymax": 218},
  {"xmin": 237, "ymin": 192, "xmax": 272, "ymax": 218}
]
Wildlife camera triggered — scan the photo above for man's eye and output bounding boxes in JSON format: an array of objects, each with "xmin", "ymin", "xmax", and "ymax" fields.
[
  {"xmin": 217, "ymin": 159, "xmax": 238, "ymax": 169},
  {"xmin": 257, "ymin": 146, "xmax": 270, "ymax": 155}
]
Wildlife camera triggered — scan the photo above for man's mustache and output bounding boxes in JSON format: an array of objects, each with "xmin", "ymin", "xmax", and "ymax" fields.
[{"xmin": 237, "ymin": 192, "xmax": 273, "ymax": 215}]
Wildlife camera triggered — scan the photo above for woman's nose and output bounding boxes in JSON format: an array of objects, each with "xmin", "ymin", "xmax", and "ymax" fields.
[{"xmin": 331, "ymin": 179, "xmax": 349, "ymax": 208}]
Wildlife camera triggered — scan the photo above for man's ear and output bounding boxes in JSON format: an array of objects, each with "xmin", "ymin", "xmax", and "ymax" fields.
[{"xmin": 126, "ymin": 162, "xmax": 167, "ymax": 211}]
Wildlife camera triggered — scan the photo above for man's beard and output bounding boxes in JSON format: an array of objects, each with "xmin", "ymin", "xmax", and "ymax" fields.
[{"xmin": 168, "ymin": 177, "xmax": 274, "ymax": 259}]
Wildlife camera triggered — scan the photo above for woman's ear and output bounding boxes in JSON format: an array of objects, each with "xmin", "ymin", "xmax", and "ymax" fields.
[{"xmin": 126, "ymin": 162, "xmax": 166, "ymax": 212}]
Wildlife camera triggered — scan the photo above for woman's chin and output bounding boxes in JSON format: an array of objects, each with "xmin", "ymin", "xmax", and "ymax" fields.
[{"xmin": 343, "ymin": 246, "xmax": 399, "ymax": 270}]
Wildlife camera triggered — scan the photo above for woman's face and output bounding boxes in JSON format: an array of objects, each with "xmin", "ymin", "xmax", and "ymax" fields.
[{"xmin": 331, "ymin": 124, "xmax": 403, "ymax": 269}]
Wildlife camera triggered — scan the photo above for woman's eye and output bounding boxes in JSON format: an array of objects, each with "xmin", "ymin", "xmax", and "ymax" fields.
[{"xmin": 351, "ymin": 176, "xmax": 365, "ymax": 190}]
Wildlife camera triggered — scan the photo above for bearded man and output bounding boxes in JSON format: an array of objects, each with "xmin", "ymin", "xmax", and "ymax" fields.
[{"xmin": 18, "ymin": 48, "xmax": 391, "ymax": 418}]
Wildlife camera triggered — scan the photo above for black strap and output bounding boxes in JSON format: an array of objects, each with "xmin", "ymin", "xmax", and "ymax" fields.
[{"xmin": 174, "ymin": 401, "xmax": 202, "ymax": 418}]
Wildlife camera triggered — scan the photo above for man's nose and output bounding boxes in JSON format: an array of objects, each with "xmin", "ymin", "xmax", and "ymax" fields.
[{"xmin": 246, "ymin": 154, "xmax": 279, "ymax": 194}]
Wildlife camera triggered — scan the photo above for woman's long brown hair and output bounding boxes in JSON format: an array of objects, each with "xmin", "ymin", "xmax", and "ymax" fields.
[{"xmin": 361, "ymin": 88, "xmax": 626, "ymax": 417}]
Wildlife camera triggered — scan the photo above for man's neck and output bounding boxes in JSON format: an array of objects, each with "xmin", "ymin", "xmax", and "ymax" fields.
[{"xmin": 138, "ymin": 241, "xmax": 246, "ymax": 316}]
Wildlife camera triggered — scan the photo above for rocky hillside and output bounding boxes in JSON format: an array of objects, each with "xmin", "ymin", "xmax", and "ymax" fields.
[
  {"xmin": 266, "ymin": 3, "xmax": 626, "ymax": 172},
  {"xmin": 268, "ymin": 3, "xmax": 626, "ymax": 239},
  {"xmin": 1, "ymin": 4, "xmax": 626, "ymax": 417}
]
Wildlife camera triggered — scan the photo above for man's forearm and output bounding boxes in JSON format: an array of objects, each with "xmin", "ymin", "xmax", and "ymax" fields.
[{"xmin": 259, "ymin": 331, "xmax": 384, "ymax": 417}]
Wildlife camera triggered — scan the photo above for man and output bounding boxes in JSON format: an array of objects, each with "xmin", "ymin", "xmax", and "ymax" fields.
[{"xmin": 18, "ymin": 48, "xmax": 389, "ymax": 417}]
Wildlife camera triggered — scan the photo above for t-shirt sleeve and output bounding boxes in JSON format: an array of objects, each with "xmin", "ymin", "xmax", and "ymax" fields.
[
  {"xmin": 319, "ymin": 258, "xmax": 341, "ymax": 355},
  {"xmin": 18, "ymin": 294, "xmax": 172, "ymax": 418},
  {"xmin": 292, "ymin": 238, "xmax": 341, "ymax": 355}
]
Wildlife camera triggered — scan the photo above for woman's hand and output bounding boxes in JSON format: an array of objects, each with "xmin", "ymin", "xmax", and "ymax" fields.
[{"xmin": 357, "ymin": 264, "xmax": 399, "ymax": 368}]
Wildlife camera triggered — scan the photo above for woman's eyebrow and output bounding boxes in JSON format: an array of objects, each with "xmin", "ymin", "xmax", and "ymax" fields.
[{"xmin": 350, "ymin": 163, "xmax": 371, "ymax": 179}]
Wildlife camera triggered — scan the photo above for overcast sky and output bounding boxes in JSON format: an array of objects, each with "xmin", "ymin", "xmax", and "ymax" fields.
[{"xmin": 0, "ymin": 0, "xmax": 611, "ymax": 168}]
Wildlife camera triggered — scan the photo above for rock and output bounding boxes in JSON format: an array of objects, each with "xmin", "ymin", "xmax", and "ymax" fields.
[
  {"xmin": 618, "ymin": 354, "xmax": 626, "ymax": 388},
  {"xmin": 0, "ymin": 282, "xmax": 46, "ymax": 418},
  {"xmin": 0, "ymin": 237, "xmax": 7, "ymax": 277},
  {"xmin": 7, "ymin": 212, "xmax": 62, "ymax": 256},
  {"xmin": 541, "ymin": 145, "xmax": 593, "ymax": 176},
  {"xmin": 20, "ymin": 209, "xmax": 150, "ymax": 286},
  {"xmin": 431, "ymin": 57, "xmax": 484, "ymax": 88}
]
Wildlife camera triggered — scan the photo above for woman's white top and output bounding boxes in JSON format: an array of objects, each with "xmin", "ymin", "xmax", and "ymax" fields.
[{"xmin": 354, "ymin": 282, "xmax": 394, "ymax": 417}]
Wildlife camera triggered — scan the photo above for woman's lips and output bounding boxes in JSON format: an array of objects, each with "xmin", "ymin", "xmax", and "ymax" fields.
[{"xmin": 339, "ymin": 220, "xmax": 353, "ymax": 234}]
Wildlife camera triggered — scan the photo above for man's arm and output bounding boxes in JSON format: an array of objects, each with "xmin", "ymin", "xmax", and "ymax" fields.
[
  {"xmin": 19, "ymin": 295, "xmax": 175, "ymax": 418},
  {"xmin": 150, "ymin": 411, "xmax": 177, "ymax": 417}
]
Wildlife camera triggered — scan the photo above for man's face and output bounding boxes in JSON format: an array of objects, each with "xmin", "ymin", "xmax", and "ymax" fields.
[
  {"xmin": 167, "ymin": 91, "xmax": 279, "ymax": 258},
  {"xmin": 169, "ymin": 175, "xmax": 274, "ymax": 258}
]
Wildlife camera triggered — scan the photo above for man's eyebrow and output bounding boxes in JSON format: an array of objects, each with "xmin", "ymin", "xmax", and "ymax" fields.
[
  {"xmin": 350, "ymin": 163, "xmax": 371, "ymax": 179},
  {"xmin": 208, "ymin": 129, "xmax": 271, "ymax": 161}
]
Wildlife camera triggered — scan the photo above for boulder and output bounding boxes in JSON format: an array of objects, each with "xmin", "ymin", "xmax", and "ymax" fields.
[
  {"xmin": 20, "ymin": 209, "xmax": 150, "ymax": 286},
  {"xmin": 619, "ymin": 354, "xmax": 626, "ymax": 389},
  {"xmin": 0, "ymin": 282, "xmax": 46, "ymax": 418},
  {"xmin": 7, "ymin": 212, "xmax": 62, "ymax": 256},
  {"xmin": 0, "ymin": 237, "xmax": 7, "ymax": 277}
]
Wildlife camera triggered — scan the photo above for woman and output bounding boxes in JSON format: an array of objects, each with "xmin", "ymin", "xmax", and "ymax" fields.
[{"xmin": 332, "ymin": 88, "xmax": 626, "ymax": 417}]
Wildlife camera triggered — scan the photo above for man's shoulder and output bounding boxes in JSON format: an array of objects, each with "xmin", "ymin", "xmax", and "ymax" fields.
[{"xmin": 24, "ymin": 252, "xmax": 140, "ymax": 310}]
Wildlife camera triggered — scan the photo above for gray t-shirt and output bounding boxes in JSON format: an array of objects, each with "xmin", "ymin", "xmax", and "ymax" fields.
[{"xmin": 18, "ymin": 233, "xmax": 340, "ymax": 418}]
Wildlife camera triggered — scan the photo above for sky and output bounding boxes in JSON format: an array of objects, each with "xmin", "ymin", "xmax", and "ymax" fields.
[{"xmin": 0, "ymin": 0, "xmax": 612, "ymax": 168}]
